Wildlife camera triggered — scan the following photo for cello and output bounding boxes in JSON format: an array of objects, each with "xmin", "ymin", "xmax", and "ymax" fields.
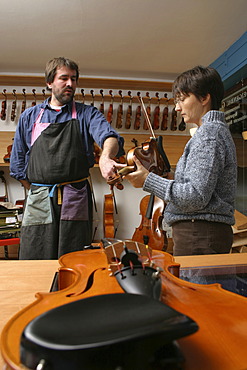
[{"xmin": 1, "ymin": 241, "xmax": 247, "ymax": 370}]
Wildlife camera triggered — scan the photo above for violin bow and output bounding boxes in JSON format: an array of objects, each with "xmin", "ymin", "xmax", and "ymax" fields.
[{"xmin": 138, "ymin": 96, "xmax": 155, "ymax": 138}]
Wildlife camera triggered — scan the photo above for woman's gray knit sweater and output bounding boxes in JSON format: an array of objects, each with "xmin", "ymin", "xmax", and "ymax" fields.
[{"xmin": 143, "ymin": 111, "xmax": 237, "ymax": 226}]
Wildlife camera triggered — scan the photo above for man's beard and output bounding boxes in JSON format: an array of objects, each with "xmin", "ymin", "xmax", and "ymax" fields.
[{"xmin": 54, "ymin": 88, "xmax": 75, "ymax": 105}]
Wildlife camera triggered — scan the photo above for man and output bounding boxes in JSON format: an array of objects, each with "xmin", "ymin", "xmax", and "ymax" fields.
[{"xmin": 10, "ymin": 57, "xmax": 124, "ymax": 259}]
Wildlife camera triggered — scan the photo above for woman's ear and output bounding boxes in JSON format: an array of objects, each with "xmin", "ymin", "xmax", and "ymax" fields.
[{"xmin": 201, "ymin": 94, "xmax": 211, "ymax": 108}]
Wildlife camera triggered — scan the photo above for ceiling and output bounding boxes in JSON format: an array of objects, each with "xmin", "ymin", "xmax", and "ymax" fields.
[{"xmin": 0, "ymin": 0, "xmax": 246, "ymax": 81}]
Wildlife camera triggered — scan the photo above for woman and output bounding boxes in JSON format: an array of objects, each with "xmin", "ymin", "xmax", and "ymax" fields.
[{"xmin": 125, "ymin": 66, "xmax": 237, "ymax": 256}]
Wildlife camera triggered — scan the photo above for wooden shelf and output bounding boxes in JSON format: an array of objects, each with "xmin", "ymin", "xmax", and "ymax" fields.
[
  {"xmin": 0, "ymin": 131, "xmax": 189, "ymax": 168},
  {"xmin": 0, "ymin": 75, "xmax": 173, "ymax": 92}
]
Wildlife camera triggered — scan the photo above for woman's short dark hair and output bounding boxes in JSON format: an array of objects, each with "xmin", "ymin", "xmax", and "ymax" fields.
[
  {"xmin": 172, "ymin": 65, "xmax": 224, "ymax": 110},
  {"xmin": 45, "ymin": 57, "xmax": 79, "ymax": 89}
]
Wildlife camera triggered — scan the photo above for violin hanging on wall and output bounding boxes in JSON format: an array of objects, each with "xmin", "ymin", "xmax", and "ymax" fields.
[
  {"xmin": 3, "ymin": 139, "xmax": 14, "ymax": 163},
  {"xmin": 143, "ymin": 92, "xmax": 151, "ymax": 130},
  {"xmin": 1, "ymin": 89, "xmax": 7, "ymax": 120},
  {"xmin": 125, "ymin": 91, "xmax": 132, "ymax": 129},
  {"xmin": 31, "ymin": 89, "xmax": 36, "ymax": 107},
  {"xmin": 134, "ymin": 92, "xmax": 141, "ymax": 130},
  {"xmin": 171, "ymin": 107, "xmax": 177, "ymax": 131},
  {"xmin": 116, "ymin": 90, "xmax": 123, "ymax": 129},
  {"xmin": 11, "ymin": 90, "xmax": 17, "ymax": 121},
  {"xmin": 99, "ymin": 90, "xmax": 104, "ymax": 114},
  {"xmin": 21, "ymin": 89, "xmax": 26, "ymax": 114},
  {"xmin": 107, "ymin": 90, "xmax": 113, "ymax": 125},
  {"xmin": 152, "ymin": 92, "xmax": 160, "ymax": 130},
  {"xmin": 161, "ymin": 94, "xmax": 169, "ymax": 131}
]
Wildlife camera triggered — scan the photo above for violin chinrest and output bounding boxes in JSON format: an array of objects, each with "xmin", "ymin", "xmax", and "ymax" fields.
[
  {"xmin": 115, "ymin": 265, "xmax": 162, "ymax": 300},
  {"xmin": 21, "ymin": 293, "xmax": 198, "ymax": 370}
]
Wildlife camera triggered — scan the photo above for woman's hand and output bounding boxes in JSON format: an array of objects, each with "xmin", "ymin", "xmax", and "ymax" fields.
[{"xmin": 124, "ymin": 156, "xmax": 149, "ymax": 188}]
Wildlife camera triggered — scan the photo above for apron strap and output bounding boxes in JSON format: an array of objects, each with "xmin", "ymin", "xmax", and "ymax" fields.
[
  {"xmin": 35, "ymin": 101, "xmax": 77, "ymax": 123},
  {"xmin": 31, "ymin": 177, "xmax": 88, "ymax": 205}
]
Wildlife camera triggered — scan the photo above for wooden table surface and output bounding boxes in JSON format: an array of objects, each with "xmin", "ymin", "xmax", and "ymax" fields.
[{"xmin": 0, "ymin": 253, "xmax": 246, "ymax": 369}]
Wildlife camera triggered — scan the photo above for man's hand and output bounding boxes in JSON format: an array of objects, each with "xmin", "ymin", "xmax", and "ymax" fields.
[
  {"xmin": 98, "ymin": 137, "xmax": 125, "ymax": 180},
  {"xmin": 99, "ymin": 154, "xmax": 126, "ymax": 180}
]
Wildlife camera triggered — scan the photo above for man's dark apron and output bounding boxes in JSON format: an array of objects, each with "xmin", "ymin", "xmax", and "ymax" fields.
[{"xmin": 20, "ymin": 102, "xmax": 93, "ymax": 260}]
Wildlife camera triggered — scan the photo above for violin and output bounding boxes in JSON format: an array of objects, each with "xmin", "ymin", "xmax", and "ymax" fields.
[
  {"xmin": 107, "ymin": 90, "xmax": 113, "ymax": 124},
  {"xmin": 152, "ymin": 92, "xmax": 160, "ymax": 130},
  {"xmin": 134, "ymin": 92, "xmax": 141, "ymax": 130},
  {"xmin": 179, "ymin": 116, "xmax": 186, "ymax": 131},
  {"xmin": 171, "ymin": 107, "xmax": 177, "ymax": 131},
  {"xmin": 31, "ymin": 89, "xmax": 36, "ymax": 107},
  {"xmin": 2, "ymin": 241, "xmax": 247, "ymax": 370},
  {"xmin": 143, "ymin": 92, "xmax": 151, "ymax": 130},
  {"xmin": 132, "ymin": 194, "xmax": 168, "ymax": 251},
  {"xmin": 107, "ymin": 136, "xmax": 169, "ymax": 190},
  {"xmin": 11, "ymin": 90, "xmax": 17, "ymax": 121},
  {"xmin": 99, "ymin": 89, "xmax": 104, "ymax": 114},
  {"xmin": 103, "ymin": 186, "xmax": 119, "ymax": 239},
  {"xmin": 21, "ymin": 89, "xmax": 26, "ymax": 114},
  {"xmin": 1, "ymin": 89, "xmax": 7, "ymax": 120},
  {"xmin": 161, "ymin": 94, "xmax": 168, "ymax": 131},
  {"xmin": 115, "ymin": 90, "xmax": 123, "ymax": 129},
  {"xmin": 3, "ymin": 139, "xmax": 14, "ymax": 163},
  {"xmin": 81, "ymin": 89, "xmax": 85, "ymax": 104},
  {"xmin": 125, "ymin": 91, "xmax": 132, "ymax": 129},
  {"xmin": 90, "ymin": 90, "xmax": 95, "ymax": 106},
  {"xmin": 93, "ymin": 143, "xmax": 101, "ymax": 164}
]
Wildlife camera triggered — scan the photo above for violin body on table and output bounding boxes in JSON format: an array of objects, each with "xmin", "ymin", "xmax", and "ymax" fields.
[{"xmin": 1, "ymin": 244, "xmax": 247, "ymax": 370}]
